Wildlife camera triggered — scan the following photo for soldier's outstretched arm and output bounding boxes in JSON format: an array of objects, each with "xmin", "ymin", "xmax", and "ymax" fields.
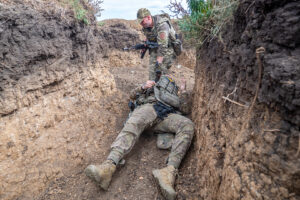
[
  {"xmin": 156, "ymin": 23, "xmax": 170, "ymax": 64},
  {"xmin": 129, "ymin": 80, "xmax": 155, "ymax": 100},
  {"xmin": 129, "ymin": 86, "xmax": 144, "ymax": 100}
]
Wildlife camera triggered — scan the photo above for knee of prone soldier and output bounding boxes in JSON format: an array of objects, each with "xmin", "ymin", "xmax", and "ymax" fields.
[
  {"xmin": 127, "ymin": 118, "xmax": 144, "ymax": 127},
  {"xmin": 182, "ymin": 121, "xmax": 194, "ymax": 136}
]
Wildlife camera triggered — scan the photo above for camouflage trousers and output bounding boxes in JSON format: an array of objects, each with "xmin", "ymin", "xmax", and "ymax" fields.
[
  {"xmin": 148, "ymin": 48, "xmax": 176, "ymax": 80},
  {"xmin": 107, "ymin": 103, "xmax": 194, "ymax": 169}
]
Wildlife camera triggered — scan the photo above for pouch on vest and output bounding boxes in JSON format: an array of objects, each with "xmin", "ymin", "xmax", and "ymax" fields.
[{"xmin": 154, "ymin": 76, "xmax": 180, "ymax": 108}]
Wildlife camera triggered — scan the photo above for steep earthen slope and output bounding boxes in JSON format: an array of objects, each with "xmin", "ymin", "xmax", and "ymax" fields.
[
  {"xmin": 0, "ymin": 1, "xmax": 196, "ymax": 200},
  {"xmin": 192, "ymin": 0, "xmax": 300, "ymax": 199},
  {"xmin": 0, "ymin": 1, "xmax": 141, "ymax": 199}
]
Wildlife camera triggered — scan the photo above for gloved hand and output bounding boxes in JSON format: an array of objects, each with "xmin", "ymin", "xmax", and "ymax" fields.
[{"xmin": 155, "ymin": 61, "xmax": 160, "ymax": 68}]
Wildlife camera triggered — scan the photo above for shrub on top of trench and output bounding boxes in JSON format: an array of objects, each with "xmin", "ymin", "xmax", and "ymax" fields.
[{"xmin": 179, "ymin": 0, "xmax": 238, "ymax": 46}]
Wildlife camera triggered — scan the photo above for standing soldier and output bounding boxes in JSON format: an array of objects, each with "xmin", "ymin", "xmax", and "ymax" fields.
[{"xmin": 137, "ymin": 8, "xmax": 182, "ymax": 81}]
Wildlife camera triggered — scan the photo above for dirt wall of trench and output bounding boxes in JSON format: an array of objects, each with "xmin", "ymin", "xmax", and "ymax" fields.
[
  {"xmin": 192, "ymin": 0, "xmax": 300, "ymax": 199},
  {"xmin": 0, "ymin": 1, "xmax": 143, "ymax": 199}
]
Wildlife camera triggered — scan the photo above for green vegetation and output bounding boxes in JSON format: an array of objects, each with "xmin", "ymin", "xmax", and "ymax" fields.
[
  {"xmin": 67, "ymin": 0, "xmax": 90, "ymax": 24},
  {"xmin": 179, "ymin": 0, "xmax": 238, "ymax": 46},
  {"xmin": 97, "ymin": 21, "xmax": 105, "ymax": 27},
  {"xmin": 64, "ymin": 0, "xmax": 103, "ymax": 25}
]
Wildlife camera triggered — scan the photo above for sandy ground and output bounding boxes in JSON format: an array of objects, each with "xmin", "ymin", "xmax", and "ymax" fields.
[{"xmin": 34, "ymin": 60, "xmax": 201, "ymax": 200}]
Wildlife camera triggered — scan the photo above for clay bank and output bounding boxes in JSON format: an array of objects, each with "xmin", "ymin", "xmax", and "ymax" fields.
[{"xmin": 0, "ymin": 0, "xmax": 299, "ymax": 200}]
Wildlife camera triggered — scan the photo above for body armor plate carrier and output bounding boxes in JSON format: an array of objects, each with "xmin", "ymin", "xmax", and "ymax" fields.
[{"xmin": 154, "ymin": 76, "xmax": 180, "ymax": 109}]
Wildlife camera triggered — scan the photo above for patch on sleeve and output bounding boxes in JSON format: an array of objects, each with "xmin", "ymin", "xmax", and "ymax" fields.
[{"xmin": 159, "ymin": 32, "xmax": 166, "ymax": 40}]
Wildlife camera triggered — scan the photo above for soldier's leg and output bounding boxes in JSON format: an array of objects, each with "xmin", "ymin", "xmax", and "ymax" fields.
[
  {"xmin": 107, "ymin": 103, "xmax": 157, "ymax": 165},
  {"xmin": 149, "ymin": 51, "xmax": 158, "ymax": 80},
  {"xmin": 153, "ymin": 113, "xmax": 194, "ymax": 168},
  {"xmin": 152, "ymin": 113, "xmax": 193, "ymax": 200},
  {"xmin": 85, "ymin": 104, "xmax": 157, "ymax": 190}
]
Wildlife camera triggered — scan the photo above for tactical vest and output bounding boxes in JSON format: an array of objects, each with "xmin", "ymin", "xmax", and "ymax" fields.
[{"xmin": 154, "ymin": 76, "xmax": 180, "ymax": 108}]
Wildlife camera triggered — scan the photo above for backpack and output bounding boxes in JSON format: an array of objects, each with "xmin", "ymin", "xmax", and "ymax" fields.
[
  {"xmin": 170, "ymin": 34, "xmax": 182, "ymax": 56},
  {"xmin": 154, "ymin": 76, "xmax": 180, "ymax": 108},
  {"xmin": 158, "ymin": 14, "xmax": 182, "ymax": 56}
]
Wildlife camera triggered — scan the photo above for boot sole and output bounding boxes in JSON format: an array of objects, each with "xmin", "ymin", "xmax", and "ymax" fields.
[{"xmin": 152, "ymin": 170, "xmax": 177, "ymax": 200}]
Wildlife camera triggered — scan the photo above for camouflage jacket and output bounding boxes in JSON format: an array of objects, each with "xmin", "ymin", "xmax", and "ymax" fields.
[
  {"xmin": 142, "ymin": 15, "xmax": 176, "ymax": 57},
  {"xmin": 129, "ymin": 85, "xmax": 192, "ymax": 115}
]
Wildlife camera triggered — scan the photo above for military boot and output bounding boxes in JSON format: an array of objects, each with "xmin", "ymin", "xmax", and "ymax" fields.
[
  {"xmin": 84, "ymin": 160, "xmax": 116, "ymax": 190},
  {"xmin": 152, "ymin": 165, "xmax": 177, "ymax": 200}
]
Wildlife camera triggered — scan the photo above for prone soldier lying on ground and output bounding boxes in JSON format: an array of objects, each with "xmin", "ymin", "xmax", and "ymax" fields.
[{"xmin": 84, "ymin": 75, "xmax": 194, "ymax": 200}]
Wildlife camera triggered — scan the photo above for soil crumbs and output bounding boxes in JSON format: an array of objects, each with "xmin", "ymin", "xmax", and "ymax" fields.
[{"xmin": 37, "ymin": 62, "xmax": 201, "ymax": 200}]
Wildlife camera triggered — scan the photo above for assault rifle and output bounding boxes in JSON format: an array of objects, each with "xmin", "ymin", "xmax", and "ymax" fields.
[{"xmin": 123, "ymin": 41, "xmax": 159, "ymax": 59}]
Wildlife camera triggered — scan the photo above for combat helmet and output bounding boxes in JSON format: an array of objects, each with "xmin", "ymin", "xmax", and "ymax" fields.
[{"xmin": 137, "ymin": 8, "xmax": 151, "ymax": 23}]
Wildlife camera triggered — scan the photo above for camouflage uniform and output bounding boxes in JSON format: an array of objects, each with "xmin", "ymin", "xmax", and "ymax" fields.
[
  {"xmin": 137, "ymin": 9, "xmax": 177, "ymax": 80},
  {"xmin": 107, "ymin": 85, "xmax": 194, "ymax": 169}
]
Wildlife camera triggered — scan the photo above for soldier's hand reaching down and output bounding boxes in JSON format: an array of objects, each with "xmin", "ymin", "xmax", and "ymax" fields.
[{"xmin": 142, "ymin": 80, "xmax": 156, "ymax": 90}]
